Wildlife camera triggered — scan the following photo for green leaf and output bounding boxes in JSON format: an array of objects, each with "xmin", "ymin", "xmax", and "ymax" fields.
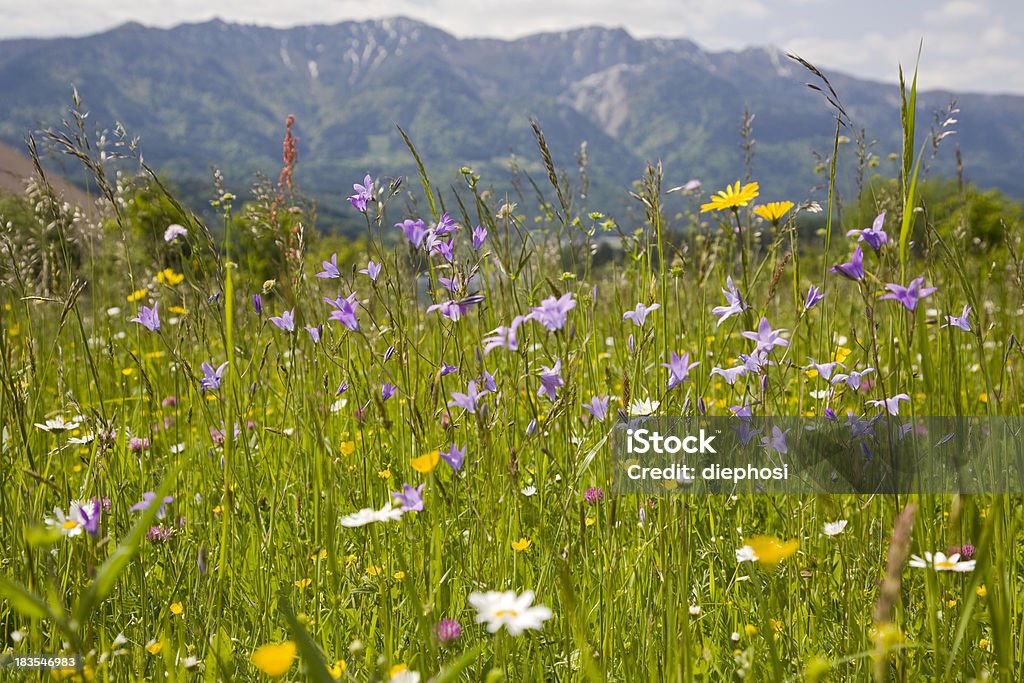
[
  {"xmin": 0, "ymin": 573, "xmax": 57, "ymax": 622},
  {"xmin": 898, "ymin": 146, "xmax": 926, "ymax": 266},
  {"xmin": 432, "ymin": 644, "xmax": 484, "ymax": 683}
]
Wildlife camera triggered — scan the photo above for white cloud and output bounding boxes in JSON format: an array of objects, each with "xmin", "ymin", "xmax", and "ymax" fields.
[{"xmin": 926, "ymin": 0, "xmax": 989, "ymax": 24}]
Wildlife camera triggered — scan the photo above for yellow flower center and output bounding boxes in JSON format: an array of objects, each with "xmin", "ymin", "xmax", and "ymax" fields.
[
  {"xmin": 935, "ymin": 560, "xmax": 957, "ymax": 568},
  {"xmin": 494, "ymin": 609, "xmax": 519, "ymax": 618},
  {"xmin": 63, "ymin": 520, "xmax": 79, "ymax": 530}
]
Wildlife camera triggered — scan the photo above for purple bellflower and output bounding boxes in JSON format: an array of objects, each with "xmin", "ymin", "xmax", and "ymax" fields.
[
  {"xmin": 441, "ymin": 443, "xmax": 466, "ymax": 471},
  {"xmin": 199, "ymin": 361, "xmax": 228, "ymax": 391},
  {"xmin": 131, "ymin": 302, "xmax": 160, "ymax": 332},
  {"xmin": 804, "ymin": 285, "xmax": 826, "ymax": 311},
  {"xmin": 846, "ymin": 211, "xmax": 888, "ymax": 251},
  {"xmin": 448, "ymin": 381, "xmax": 489, "ymax": 414},
  {"xmin": 663, "ymin": 352, "xmax": 699, "ymax": 390},
  {"xmin": 712, "ymin": 276, "xmax": 747, "ymax": 326},
  {"xmin": 742, "ymin": 317, "xmax": 790, "ymax": 355},
  {"xmin": 324, "ymin": 293, "xmax": 359, "ymax": 331},
  {"xmin": 622, "ymin": 302, "xmax": 660, "ymax": 327},
  {"xmin": 582, "ymin": 395, "xmax": 610, "ymax": 421},
  {"xmin": 269, "ymin": 309, "xmax": 295, "ymax": 332},
  {"xmin": 830, "ymin": 245, "xmax": 865, "ymax": 281},
  {"xmin": 347, "ymin": 174, "xmax": 373, "ymax": 213},
  {"xmin": 130, "ymin": 492, "xmax": 174, "ymax": 519},
  {"xmin": 391, "ymin": 483, "xmax": 424, "ymax": 512},
  {"xmin": 359, "ymin": 260, "xmax": 381, "ymax": 281},
  {"xmin": 879, "ymin": 277, "xmax": 937, "ymax": 311},
  {"xmin": 529, "ymin": 293, "xmax": 576, "ymax": 332},
  {"xmin": 472, "ymin": 225, "xmax": 487, "ymax": 249},
  {"xmin": 316, "ymin": 253, "xmax": 341, "ymax": 279},
  {"xmin": 942, "ymin": 305, "xmax": 972, "ymax": 332},
  {"xmin": 537, "ymin": 361, "xmax": 564, "ymax": 401}
]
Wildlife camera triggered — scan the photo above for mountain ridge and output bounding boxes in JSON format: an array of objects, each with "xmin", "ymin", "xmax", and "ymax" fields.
[{"xmin": 1, "ymin": 17, "xmax": 1021, "ymax": 229}]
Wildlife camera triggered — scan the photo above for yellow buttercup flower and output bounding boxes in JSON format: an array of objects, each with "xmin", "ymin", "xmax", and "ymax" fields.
[
  {"xmin": 339, "ymin": 441, "xmax": 356, "ymax": 456},
  {"xmin": 251, "ymin": 641, "xmax": 296, "ymax": 678},
  {"xmin": 833, "ymin": 346, "xmax": 852, "ymax": 364},
  {"xmin": 157, "ymin": 268, "xmax": 184, "ymax": 286},
  {"xmin": 294, "ymin": 578, "xmax": 312, "ymax": 589},
  {"xmin": 744, "ymin": 623, "xmax": 758, "ymax": 636},
  {"xmin": 169, "ymin": 601, "xmax": 183, "ymax": 616},
  {"xmin": 511, "ymin": 537, "xmax": 532, "ymax": 552},
  {"xmin": 128, "ymin": 288, "xmax": 148, "ymax": 302},
  {"xmin": 411, "ymin": 450, "xmax": 440, "ymax": 474},
  {"xmin": 746, "ymin": 536, "xmax": 799, "ymax": 565},
  {"xmin": 700, "ymin": 181, "xmax": 760, "ymax": 213},
  {"xmin": 328, "ymin": 659, "xmax": 348, "ymax": 677},
  {"xmin": 753, "ymin": 201, "xmax": 794, "ymax": 224},
  {"xmin": 146, "ymin": 640, "xmax": 163, "ymax": 655}
]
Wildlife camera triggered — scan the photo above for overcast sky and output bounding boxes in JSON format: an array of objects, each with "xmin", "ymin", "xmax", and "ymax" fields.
[{"xmin": 2, "ymin": 0, "xmax": 1021, "ymax": 95}]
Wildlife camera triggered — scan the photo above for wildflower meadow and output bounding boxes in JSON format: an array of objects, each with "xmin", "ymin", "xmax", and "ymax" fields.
[{"xmin": 1, "ymin": 60, "xmax": 1023, "ymax": 681}]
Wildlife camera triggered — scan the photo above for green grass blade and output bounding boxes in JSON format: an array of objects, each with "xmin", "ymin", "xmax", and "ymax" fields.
[{"xmin": 397, "ymin": 125, "xmax": 438, "ymax": 222}]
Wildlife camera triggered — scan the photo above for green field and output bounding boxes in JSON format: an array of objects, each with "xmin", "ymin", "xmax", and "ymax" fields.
[{"xmin": 1, "ymin": 71, "xmax": 1022, "ymax": 682}]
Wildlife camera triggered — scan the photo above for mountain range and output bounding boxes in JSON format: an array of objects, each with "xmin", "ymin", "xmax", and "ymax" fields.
[{"xmin": 1, "ymin": 17, "xmax": 1022, "ymax": 230}]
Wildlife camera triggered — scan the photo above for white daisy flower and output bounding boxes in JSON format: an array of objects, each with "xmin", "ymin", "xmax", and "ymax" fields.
[
  {"xmin": 520, "ymin": 486, "xmax": 537, "ymax": 497},
  {"xmin": 909, "ymin": 551, "xmax": 975, "ymax": 572},
  {"xmin": 45, "ymin": 506, "xmax": 83, "ymax": 537},
  {"xmin": 823, "ymin": 520, "xmax": 848, "ymax": 536},
  {"xmin": 34, "ymin": 415, "xmax": 81, "ymax": 432},
  {"xmin": 629, "ymin": 397, "xmax": 661, "ymax": 416},
  {"xmin": 468, "ymin": 589, "xmax": 553, "ymax": 635},
  {"xmin": 340, "ymin": 503, "xmax": 404, "ymax": 528},
  {"xmin": 735, "ymin": 545, "xmax": 758, "ymax": 563}
]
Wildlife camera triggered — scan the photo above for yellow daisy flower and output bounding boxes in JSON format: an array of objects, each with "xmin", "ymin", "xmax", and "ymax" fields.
[
  {"xmin": 700, "ymin": 181, "xmax": 760, "ymax": 213},
  {"xmin": 753, "ymin": 201, "xmax": 794, "ymax": 224}
]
